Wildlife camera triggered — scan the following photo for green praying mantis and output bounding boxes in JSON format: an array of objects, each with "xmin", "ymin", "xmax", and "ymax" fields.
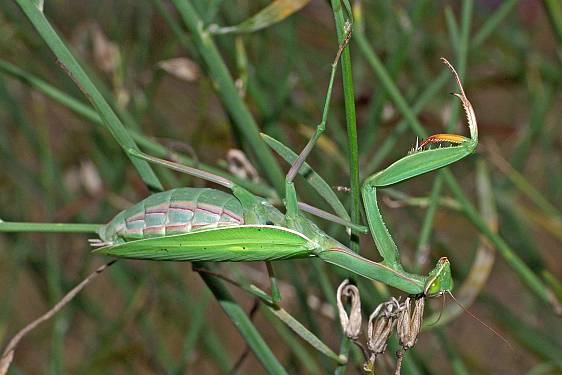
[
  {"xmin": 1, "ymin": 33, "xmax": 478, "ymax": 306},
  {"xmin": 88, "ymin": 46, "xmax": 477, "ymax": 304}
]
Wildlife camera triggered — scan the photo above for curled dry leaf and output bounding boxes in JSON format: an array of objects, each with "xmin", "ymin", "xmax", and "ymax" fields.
[
  {"xmin": 157, "ymin": 57, "xmax": 200, "ymax": 82},
  {"xmin": 209, "ymin": 0, "xmax": 311, "ymax": 35},
  {"xmin": 80, "ymin": 160, "xmax": 103, "ymax": 196},
  {"xmin": 227, "ymin": 149, "xmax": 260, "ymax": 183},
  {"xmin": 336, "ymin": 279, "xmax": 362, "ymax": 340}
]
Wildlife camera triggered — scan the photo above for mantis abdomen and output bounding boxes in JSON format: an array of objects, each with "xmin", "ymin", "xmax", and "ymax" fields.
[{"xmin": 96, "ymin": 188, "xmax": 245, "ymax": 246}]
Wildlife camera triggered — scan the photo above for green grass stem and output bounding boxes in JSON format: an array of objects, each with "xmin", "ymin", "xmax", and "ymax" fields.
[
  {"xmin": 169, "ymin": 0, "xmax": 285, "ymax": 195},
  {"xmin": 0, "ymin": 222, "xmax": 101, "ymax": 233},
  {"xmin": 330, "ymin": 0, "xmax": 361, "ymax": 254},
  {"xmin": 14, "ymin": 0, "xmax": 163, "ymax": 191}
]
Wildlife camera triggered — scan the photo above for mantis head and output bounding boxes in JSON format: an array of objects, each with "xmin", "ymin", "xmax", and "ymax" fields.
[{"xmin": 424, "ymin": 257, "xmax": 453, "ymax": 297}]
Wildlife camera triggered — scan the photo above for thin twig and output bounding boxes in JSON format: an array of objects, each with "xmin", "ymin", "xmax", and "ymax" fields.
[
  {"xmin": 192, "ymin": 266, "xmax": 245, "ymax": 289},
  {"xmin": 394, "ymin": 349, "xmax": 405, "ymax": 375},
  {"xmin": 229, "ymin": 347, "xmax": 250, "ymax": 375},
  {"xmin": 0, "ymin": 260, "xmax": 116, "ymax": 375}
]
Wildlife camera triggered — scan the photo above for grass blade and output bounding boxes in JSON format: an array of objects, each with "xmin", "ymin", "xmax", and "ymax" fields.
[
  {"xmin": 14, "ymin": 0, "xmax": 163, "ymax": 191},
  {"xmin": 197, "ymin": 264, "xmax": 289, "ymax": 375},
  {"xmin": 330, "ymin": 0, "xmax": 361, "ymax": 254},
  {"xmin": 170, "ymin": 0, "xmax": 285, "ymax": 194},
  {"xmin": 210, "ymin": 0, "xmax": 311, "ymax": 35}
]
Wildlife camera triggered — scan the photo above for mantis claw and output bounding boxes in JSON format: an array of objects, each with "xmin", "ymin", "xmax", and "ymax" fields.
[{"xmin": 415, "ymin": 58, "xmax": 478, "ymax": 151}]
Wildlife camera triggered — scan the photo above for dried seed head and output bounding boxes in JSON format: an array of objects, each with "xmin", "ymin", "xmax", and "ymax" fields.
[
  {"xmin": 367, "ymin": 298, "xmax": 402, "ymax": 355},
  {"xmin": 336, "ymin": 280, "xmax": 362, "ymax": 340},
  {"xmin": 367, "ymin": 312, "xmax": 394, "ymax": 355},
  {"xmin": 157, "ymin": 57, "xmax": 200, "ymax": 82},
  {"xmin": 397, "ymin": 297, "xmax": 425, "ymax": 350}
]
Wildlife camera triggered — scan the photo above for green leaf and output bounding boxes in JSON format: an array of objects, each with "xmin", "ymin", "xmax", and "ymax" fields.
[{"xmin": 267, "ymin": 306, "xmax": 346, "ymax": 364}]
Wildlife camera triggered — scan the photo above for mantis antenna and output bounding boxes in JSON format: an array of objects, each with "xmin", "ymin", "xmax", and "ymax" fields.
[{"xmin": 447, "ymin": 291, "xmax": 513, "ymax": 350}]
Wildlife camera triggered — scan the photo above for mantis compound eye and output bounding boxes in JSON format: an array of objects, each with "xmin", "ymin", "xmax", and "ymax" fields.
[{"xmin": 425, "ymin": 280, "xmax": 442, "ymax": 297}]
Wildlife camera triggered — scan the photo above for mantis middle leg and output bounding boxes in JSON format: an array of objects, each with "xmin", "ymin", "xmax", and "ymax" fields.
[{"xmin": 283, "ymin": 27, "xmax": 353, "ymax": 220}]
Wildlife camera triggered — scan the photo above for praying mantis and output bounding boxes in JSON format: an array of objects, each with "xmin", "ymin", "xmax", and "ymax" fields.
[
  {"xmin": 0, "ymin": 32, "xmax": 478, "ymax": 305},
  {"xmin": 87, "ymin": 42, "xmax": 477, "ymax": 303}
]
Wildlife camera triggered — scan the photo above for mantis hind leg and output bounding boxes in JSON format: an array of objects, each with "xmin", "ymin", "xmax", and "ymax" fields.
[{"xmin": 128, "ymin": 148, "xmax": 235, "ymax": 189}]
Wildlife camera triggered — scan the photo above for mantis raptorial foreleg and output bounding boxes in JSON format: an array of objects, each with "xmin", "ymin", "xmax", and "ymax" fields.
[{"xmin": 361, "ymin": 58, "xmax": 478, "ymax": 271}]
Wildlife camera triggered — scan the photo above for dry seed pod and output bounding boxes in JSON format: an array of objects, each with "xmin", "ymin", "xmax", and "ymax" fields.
[
  {"xmin": 226, "ymin": 149, "xmax": 260, "ymax": 183},
  {"xmin": 363, "ymin": 298, "xmax": 404, "ymax": 374},
  {"xmin": 157, "ymin": 57, "xmax": 200, "ymax": 82},
  {"xmin": 336, "ymin": 279, "xmax": 362, "ymax": 340},
  {"xmin": 367, "ymin": 298, "xmax": 402, "ymax": 356},
  {"xmin": 397, "ymin": 297, "xmax": 425, "ymax": 350}
]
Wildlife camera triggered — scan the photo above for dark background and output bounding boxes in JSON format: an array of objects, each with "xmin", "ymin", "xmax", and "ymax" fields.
[{"xmin": 1, "ymin": 1, "xmax": 561, "ymax": 374}]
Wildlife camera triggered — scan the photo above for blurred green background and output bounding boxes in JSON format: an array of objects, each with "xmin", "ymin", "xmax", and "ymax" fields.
[{"xmin": 0, "ymin": 0, "xmax": 561, "ymax": 374}]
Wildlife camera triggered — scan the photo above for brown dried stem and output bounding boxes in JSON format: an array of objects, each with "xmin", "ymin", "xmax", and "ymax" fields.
[{"xmin": 0, "ymin": 260, "xmax": 116, "ymax": 375}]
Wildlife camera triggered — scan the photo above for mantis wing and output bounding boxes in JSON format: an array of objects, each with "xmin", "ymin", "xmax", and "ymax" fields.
[{"xmin": 93, "ymin": 225, "xmax": 315, "ymax": 262}]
